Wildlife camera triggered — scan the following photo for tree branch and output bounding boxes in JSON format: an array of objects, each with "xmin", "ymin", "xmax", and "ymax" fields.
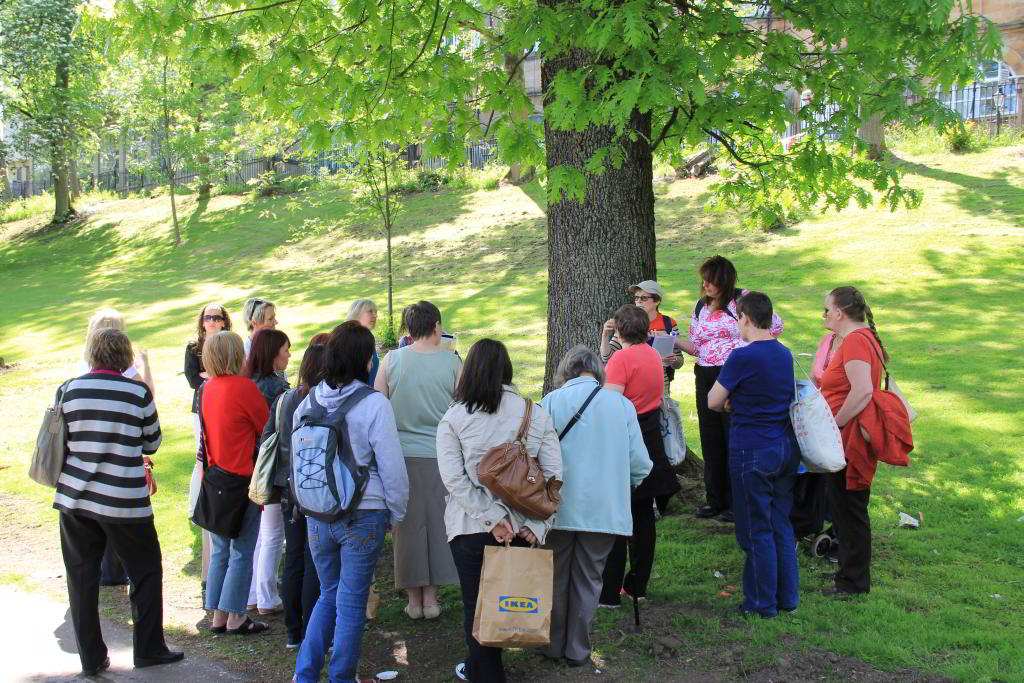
[
  {"xmin": 394, "ymin": 0, "xmax": 441, "ymax": 80},
  {"xmin": 651, "ymin": 107, "xmax": 680, "ymax": 152},
  {"xmin": 197, "ymin": 0, "xmax": 300, "ymax": 22}
]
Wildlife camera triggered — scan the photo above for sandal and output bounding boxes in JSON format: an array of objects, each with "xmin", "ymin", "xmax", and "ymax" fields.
[
  {"xmin": 226, "ymin": 617, "xmax": 269, "ymax": 635},
  {"xmin": 209, "ymin": 625, "xmax": 226, "ymax": 634}
]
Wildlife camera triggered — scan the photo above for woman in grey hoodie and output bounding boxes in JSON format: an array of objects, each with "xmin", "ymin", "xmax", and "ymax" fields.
[{"xmin": 292, "ymin": 321, "xmax": 409, "ymax": 683}]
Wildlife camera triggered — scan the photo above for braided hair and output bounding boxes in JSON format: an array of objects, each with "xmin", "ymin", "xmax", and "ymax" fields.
[{"xmin": 829, "ymin": 286, "xmax": 889, "ymax": 363}]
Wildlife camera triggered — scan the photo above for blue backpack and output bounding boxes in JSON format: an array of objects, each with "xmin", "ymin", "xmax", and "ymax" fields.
[{"xmin": 290, "ymin": 386, "xmax": 375, "ymax": 523}]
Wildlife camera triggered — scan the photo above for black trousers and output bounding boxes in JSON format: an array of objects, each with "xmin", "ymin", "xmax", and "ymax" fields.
[
  {"xmin": 100, "ymin": 542, "xmax": 128, "ymax": 585},
  {"xmin": 695, "ymin": 364, "xmax": 732, "ymax": 511},
  {"xmin": 59, "ymin": 512, "xmax": 169, "ymax": 671},
  {"xmin": 449, "ymin": 533, "xmax": 530, "ymax": 683},
  {"xmin": 599, "ymin": 497, "xmax": 657, "ymax": 604},
  {"xmin": 827, "ymin": 471, "xmax": 871, "ymax": 593},
  {"xmin": 281, "ymin": 497, "xmax": 320, "ymax": 643}
]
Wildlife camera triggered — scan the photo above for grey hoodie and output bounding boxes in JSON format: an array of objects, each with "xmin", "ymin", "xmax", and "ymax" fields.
[{"xmin": 292, "ymin": 380, "xmax": 409, "ymax": 525}]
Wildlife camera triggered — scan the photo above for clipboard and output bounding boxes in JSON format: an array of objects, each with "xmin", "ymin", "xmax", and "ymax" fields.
[{"xmin": 650, "ymin": 335, "xmax": 676, "ymax": 358}]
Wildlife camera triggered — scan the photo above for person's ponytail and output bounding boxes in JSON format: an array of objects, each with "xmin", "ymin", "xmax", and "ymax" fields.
[{"xmin": 863, "ymin": 305, "xmax": 889, "ymax": 364}]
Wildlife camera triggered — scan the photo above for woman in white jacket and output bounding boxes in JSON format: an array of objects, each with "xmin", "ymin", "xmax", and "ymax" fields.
[{"xmin": 436, "ymin": 339, "xmax": 562, "ymax": 683}]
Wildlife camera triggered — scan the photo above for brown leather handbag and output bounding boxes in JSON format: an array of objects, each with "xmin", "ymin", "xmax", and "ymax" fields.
[{"xmin": 477, "ymin": 398, "xmax": 561, "ymax": 520}]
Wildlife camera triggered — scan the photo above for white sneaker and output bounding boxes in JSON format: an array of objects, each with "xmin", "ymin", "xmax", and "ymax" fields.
[{"xmin": 454, "ymin": 662, "xmax": 469, "ymax": 681}]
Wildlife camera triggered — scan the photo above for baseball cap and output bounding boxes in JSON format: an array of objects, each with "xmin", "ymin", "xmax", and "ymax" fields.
[{"xmin": 628, "ymin": 280, "xmax": 664, "ymax": 300}]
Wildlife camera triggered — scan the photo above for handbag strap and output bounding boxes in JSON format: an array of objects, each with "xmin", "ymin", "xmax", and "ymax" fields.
[
  {"xmin": 55, "ymin": 378, "xmax": 73, "ymax": 411},
  {"xmin": 515, "ymin": 397, "xmax": 533, "ymax": 444},
  {"xmin": 558, "ymin": 385, "xmax": 601, "ymax": 440},
  {"xmin": 852, "ymin": 328, "xmax": 892, "ymax": 390}
]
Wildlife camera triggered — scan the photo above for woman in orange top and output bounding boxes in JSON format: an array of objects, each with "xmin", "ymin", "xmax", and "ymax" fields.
[{"xmin": 818, "ymin": 286, "xmax": 889, "ymax": 596}]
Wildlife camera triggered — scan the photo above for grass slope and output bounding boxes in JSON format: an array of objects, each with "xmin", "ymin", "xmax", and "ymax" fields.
[{"xmin": 1, "ymin": 146, "xmax": 1022, "ymax": 682}]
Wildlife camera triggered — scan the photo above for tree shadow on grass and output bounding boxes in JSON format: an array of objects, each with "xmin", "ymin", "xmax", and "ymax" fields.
[{"xmin": 891, "ymin": 152, "xmax": 1024, "ymax": 225}]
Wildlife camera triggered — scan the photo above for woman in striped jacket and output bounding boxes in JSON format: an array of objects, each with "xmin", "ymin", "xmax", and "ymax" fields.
[{"xmin": 54, "ymin": 328, "xmax": 183, "ymax": 677}]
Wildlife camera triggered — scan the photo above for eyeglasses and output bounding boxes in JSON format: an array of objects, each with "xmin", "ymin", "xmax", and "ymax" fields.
[
  {"xmin": 633, "ymin": 295, "xmax": 654, "ymax": 303},
  {"xmin": 203, "ymin": 315, "xmax": 225, "ymax": 322}
]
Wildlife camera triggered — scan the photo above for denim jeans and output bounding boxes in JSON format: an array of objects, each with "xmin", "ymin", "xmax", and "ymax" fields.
[
  {"xmin": 294, "ymin": 509, "xmax": 388, "ymax": 683},
  {"xmin": 205, "ymin": 501, "xmax": 261, "ymax": 615},
  {"xmin": 729, "ymin": 435, "xmax": 801, "ymax": 617}
]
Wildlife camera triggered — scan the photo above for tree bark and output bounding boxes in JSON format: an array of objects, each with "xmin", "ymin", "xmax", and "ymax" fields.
[
  {"xmin": 858, "ymin": 113, "xmax": 886, "ymax": 160},
  {"xmin": 541, "ymin": 38, "xmax": 656, "ymax": 392},
  {"xmin": 69, "ymin": 156, "xmax": 82, "ymax": 199},
  {"xmin": 51, "ymin": 53, "xmax": 75, "ymax": 223}
]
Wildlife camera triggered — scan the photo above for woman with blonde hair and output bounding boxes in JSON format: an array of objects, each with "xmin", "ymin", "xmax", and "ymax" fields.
[
  {"xmin": 199, "ymin": 331, "xmax": 270, "ymax": 634},
  {"xmin": 79, "ymin": 307, "xmax": 155, "ymax": 395},
  {"xmin": 242, "ymin": 297, "xmax": 278, "ymax": 357},
  {"xmin": 347, "ymin": 299, "xmax": 380, "ymax": 384}
]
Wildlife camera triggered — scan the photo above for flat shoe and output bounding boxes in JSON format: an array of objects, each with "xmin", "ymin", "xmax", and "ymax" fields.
[
  {"xmin": 422, "ymin": 604, "xmax": 441, "ymax": 619},
  {"xmin": 567, "ymin": 656, "xmax": 592, "ymax": 668},
  {"xmin": 258, "ymin": 604, "xmax": 283, "ymax": 615},
  {"xmin": 83, "ymin": 656, "xmax": 111, "ymax": 677},
  {"xmin": 403, "ymin": 604, "xmax": 423, "ymax": 619},
  {"xmin": 226, "ymin": 617, "xmax": 269, "ymax": 635},
  {"xmin": 209, "ymin": 624, "xmax": 226, "ymax": 634},
  {"xmin": 135, "ymin": 650, "xmax": 184, "ymax": 668}
]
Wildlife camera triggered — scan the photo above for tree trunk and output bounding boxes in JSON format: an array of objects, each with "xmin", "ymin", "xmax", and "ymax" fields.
[
  {"xmin": 163, "ymin": 57, "xmax": 182, "ymax": 245},
  {"xmin": 51, "ymin": 48, "xmax": 75, "ymax": 222},
  {"xmin": 118, "ymin": 130, "xmax": 127, "ymax": 193},
  {"xmin": 541, "ymin": 40, "xmax": 656, "ymax": 392},
  {"xmin": 0, "ymin": 143, "xmax": 11, "ymax": 202},
  {"xmin": 858, "ymin": 113, "xmax": 886, "ymax": 160},
  {"xmin": 69, "ymin": 156, "xmax": 82, "ymax": 199}
]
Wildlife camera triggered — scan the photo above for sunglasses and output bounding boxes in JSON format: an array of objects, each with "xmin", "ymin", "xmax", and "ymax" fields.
[{"xmin": 203, "ymin": 314, "xmax": 225, "ymax": 322}]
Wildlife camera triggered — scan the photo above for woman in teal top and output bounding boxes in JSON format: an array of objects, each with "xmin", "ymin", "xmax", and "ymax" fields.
[{"xmin": 375, "ymin": 300, "xmax": 461, "ymax": 620}]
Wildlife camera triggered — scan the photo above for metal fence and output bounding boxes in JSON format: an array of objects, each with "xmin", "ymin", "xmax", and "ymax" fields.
[
  {"xmin": 5, "ymin": 139, "xmax": 500, "ymax": 200},
  {"xmin": 931, "ymin": 77, "xmax": 1024, "ymax": 132}
]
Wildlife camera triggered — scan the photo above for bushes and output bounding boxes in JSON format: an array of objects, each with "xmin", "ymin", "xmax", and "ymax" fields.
[
  {"xmin": 944, "ymin": 122, "xmax": 987, "ymax": 154},
  {"xmin": 888, "ymin": 120, "xmax": 1024, "ymax": 156}
]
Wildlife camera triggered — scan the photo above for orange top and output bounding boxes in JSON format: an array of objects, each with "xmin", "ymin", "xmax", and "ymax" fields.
[
  {"xmin": 821, "ymin": 329, "xmax": 912, "ymax": 489},
  {"xmin": 605, "ymin": 343, "xmax": 664, "ymax": 415},
  {"xmin": 201, "ymin": 374, "xmax": 269, "ymax": 477}
]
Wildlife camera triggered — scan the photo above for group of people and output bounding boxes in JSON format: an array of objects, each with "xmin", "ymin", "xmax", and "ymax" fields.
[{"xmin": 49, "ymin": 255, "xmax": 911, "ymax": 682}]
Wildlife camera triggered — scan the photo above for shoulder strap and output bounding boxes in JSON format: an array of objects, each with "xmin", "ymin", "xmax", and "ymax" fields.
[
  {"xmin": 663, "ymin": 315, "xmax": 674, "ymax": 333},
  {"xmin": 273, "ymin": 391, "xmax": 288, "ymax": 433},
  {"xmin": 855, "ymin": 329, "xmax": 891, "ymax": 390},
  {"xmin": 55, "ymin": 379, "xmax": 73, "ymax": 410},
  {"xmin": 558, "ymin": 385, "xmax": 602, "ymax": 440},
  {"xmin": 515, "ymin": 397, "xmax": 533, "ymax": 444},
  {"xmin": 694, "ymin": 298, "xmax": 705, "ymax": 319}
]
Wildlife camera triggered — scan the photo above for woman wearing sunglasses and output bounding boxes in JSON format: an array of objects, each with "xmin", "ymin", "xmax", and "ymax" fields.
[
  {"xmin": 600, "ymin": 280, "xmax": 684, "ymax": 393},
  {"xmin": 185, "ymin": 303, "xmax": 232, "ymax": 591}
]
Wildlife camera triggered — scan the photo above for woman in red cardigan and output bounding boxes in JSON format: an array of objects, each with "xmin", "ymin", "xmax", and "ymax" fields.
[
  {"xmin": 820, "ymin": 286, "xmax": 912, "ymax": 597},
  {"xmin": 200, "ymin": 331, "xmax": 270, "ymax": 634}
]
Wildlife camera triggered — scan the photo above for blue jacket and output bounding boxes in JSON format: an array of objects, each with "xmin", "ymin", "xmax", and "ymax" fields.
[{"xmin": 540, "ymin": 377, "xmax": 652, "ymax": 536}]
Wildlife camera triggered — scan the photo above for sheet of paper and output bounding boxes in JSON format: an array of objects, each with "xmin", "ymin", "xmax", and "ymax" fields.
[{"xmin": 651, "ymin": 335, "xmax": 676, "ymax": 357}]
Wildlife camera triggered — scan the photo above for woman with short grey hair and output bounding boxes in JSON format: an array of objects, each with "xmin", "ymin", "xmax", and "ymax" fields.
[
  {"xmin": 347, "ymin": 299, "xmax": 380, "ymax": 384},
  {"xmin": 242, "ymin": 297, "xmax": 278, "ymax": 357},
  {"xmin": 538, "ymin": 345, "xmax": 652, "ymax": 666}
]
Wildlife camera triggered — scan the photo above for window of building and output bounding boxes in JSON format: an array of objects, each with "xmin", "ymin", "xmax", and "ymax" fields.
[{"xmin": 936, "ymin": 60, "xmax": 1018, "ymax": 120}]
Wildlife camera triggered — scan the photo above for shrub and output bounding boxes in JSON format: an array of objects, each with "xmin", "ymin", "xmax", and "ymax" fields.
[{"xmin": 945, "ymin": 122, "xmax": 985, "ymax": 154}]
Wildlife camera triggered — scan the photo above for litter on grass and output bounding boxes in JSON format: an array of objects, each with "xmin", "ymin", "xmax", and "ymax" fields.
[
  {"xmin": 898, "ymin": 512, "xmax": 921, "ymax": 529},
  {"xmin": 713, "ymin": 570, "xmax": 725, "ymax": 578},
  {"xmin": 376, "ymin": 672, "xmax": 399, "ymax": 680}
]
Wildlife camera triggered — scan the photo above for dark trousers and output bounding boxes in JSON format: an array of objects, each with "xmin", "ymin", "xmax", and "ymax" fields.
[
  {"xmin": 449, "ymin": 533, "xmax": 529, "ymax": 683},
  {"xmin": 695, "ymin": 364, "xmax": 732, "ymax": 511},
  {"xmin": 59, "ymin": 512, "xmax": 169, "ymax": 671},
  {"xmin": 599, "ymin": 497, "xmax": 657, "ymax": 604},
  {"xmin": 281, "ymin": 497, "xmax": 320, "ymax": 644},
  {"xmin": 100, "ymin": 542, "xmax": 128, "ymax": 585},
  {"xmin": 544, "ymin": 530, "xmax": 615, "ymax": 661},
  {"xmin": 827, "ymin": 470, "xmax": 871, "ymax": 593}
]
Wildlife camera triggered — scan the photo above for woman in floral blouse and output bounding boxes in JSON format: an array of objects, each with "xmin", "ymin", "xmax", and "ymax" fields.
[{"xmin": 675, "ymin": 256, "xmax": 783, "ymax": 522}]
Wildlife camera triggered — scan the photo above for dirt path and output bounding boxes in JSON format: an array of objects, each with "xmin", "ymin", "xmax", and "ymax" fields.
[{"xmin": 0, "ymin": 492, "xmax": 950, "ymax": 682}]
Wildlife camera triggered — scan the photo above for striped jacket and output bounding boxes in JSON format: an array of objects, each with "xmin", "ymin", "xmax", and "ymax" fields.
[{"xmin": 52, "ymin": 372, "xmax": 162, "ymax": 523}]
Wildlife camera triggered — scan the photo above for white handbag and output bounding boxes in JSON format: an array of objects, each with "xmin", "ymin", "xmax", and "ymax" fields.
[
  {"xmin": 790, "ymin": 374, "xmax": 846, "ymax": 473},
  {"xmin": 659, "ymin": 396, "xmax": 686, "ymax": 466}
]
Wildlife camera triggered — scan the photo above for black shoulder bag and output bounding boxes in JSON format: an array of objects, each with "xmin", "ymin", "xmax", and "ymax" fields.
[
  {"xmin": 191, "ymin": 384, "xmax": 253, "ymax": 539},
  {"xmin": 558, "ymin": 385, "xmax": 602, "ymax": 440}
]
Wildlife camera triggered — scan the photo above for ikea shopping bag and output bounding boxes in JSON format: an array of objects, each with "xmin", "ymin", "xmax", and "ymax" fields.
[
  {"xmin": 790, "ymin": 380, "xmax": 846, "ymax": 473},
  {"xmin": 473, "ymin": 544, "xmax": 553, "ymax": 648}
]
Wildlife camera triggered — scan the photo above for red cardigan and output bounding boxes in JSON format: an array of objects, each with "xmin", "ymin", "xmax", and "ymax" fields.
[{"xmin": 201, "ymin": 374, "xmax": 269, "ymax": 477}]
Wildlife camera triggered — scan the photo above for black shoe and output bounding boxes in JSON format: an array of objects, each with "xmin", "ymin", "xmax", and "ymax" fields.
[
  {"xmin": 820, "ymin": 571, "xmax": 837, "ymax": 581},
  {"xmin": 695, "ymin": 505, "xmax": 721, "ymax": 519},
  {"xmin": 567, "ymin": 656, "xmax": 592, "ymax": 667},
  {"xmin": 736, "ymin": 605, "xmax": 775, "ymax": 620},
  {"xmin": 134, "ymin": 650, "xmax": 185, "ymax": 668},
  {"xmin": 716, "ymin": 509, "xmax": 735, "ymax": 523},
  {"xmin": 83, "ymin": 656, "xmax": 111, "ymax": 677}
]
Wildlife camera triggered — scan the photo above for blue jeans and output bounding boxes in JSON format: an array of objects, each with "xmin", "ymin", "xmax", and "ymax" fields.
[
  {"xmin": 294, "ymin": 509, "xmax": 388, "ymax": 683},
  {"xmin": 729, "ymin": 436, "xmax": 801, "ymax": 617},
  {"xmin": 205, "ymin": 501, "xmax": 261, "ymax": 615}
]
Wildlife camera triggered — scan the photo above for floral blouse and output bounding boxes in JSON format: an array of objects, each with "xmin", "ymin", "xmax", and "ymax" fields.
[{"xmin": 687, "ymin": 291, "xmax": 784, "ymax": 367}]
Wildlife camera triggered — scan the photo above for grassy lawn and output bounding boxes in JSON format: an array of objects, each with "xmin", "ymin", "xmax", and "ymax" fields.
[{"xmin": 1, "ymin": 144, "xmax": 1022, "ymax": 682}]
